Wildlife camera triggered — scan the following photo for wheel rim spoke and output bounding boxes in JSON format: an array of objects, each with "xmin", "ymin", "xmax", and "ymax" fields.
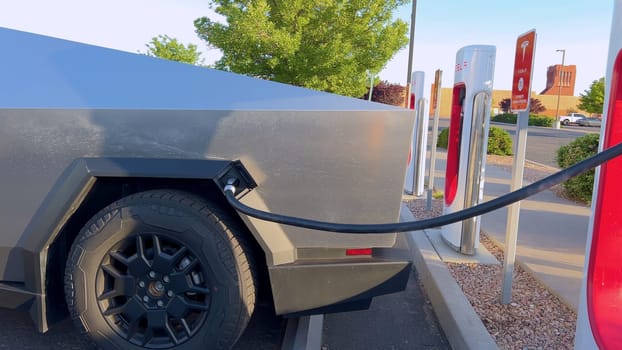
[
  {"xmin": 181, "ymin": 318, "xmax": 193, "ymax": 337},
  {"xmin": 98, "ymin": 266, "xmax": 136, "ymax": 301},
  {"xmin": 102, "ymin": 305, "xmax": 125, "ymax": 317},
  {"xmin": 100, "ymin": 263, "xmax": 122, "ymax": 279},
  {"xmin": 170, "ymin": 246, "xmax": 188, "ymax": 264},
  {"xmin": 133, "ymin": 236, "xmax": 153, "ymax": 275},
  {"xmin": 182, "ymin": 298, "xmax": 209, "ymax": 312},
  {"xmin": 141, "ymin": 327, "xmax": 154, "ymax": 347},
  {"xmin": 165, "ymin": 321, "xmax": 181, "ymax": 345},
  {"xmin": 126, "ymin": 316, "xmax": 140, "ymax": 340},
  {"xmin": 168, "ymin": 271, "xmax": 210, "ymax": 295},
  {"xmin": 150, "ymin": 234, "xmax": 175, "ymax": 272},
  {"xmin": 166, "ymin": 296, "xmax": 187, "ymax": 319},
  {"xmin": 147, "ymin": 309, "xmax": 168, "ymax": 329}
]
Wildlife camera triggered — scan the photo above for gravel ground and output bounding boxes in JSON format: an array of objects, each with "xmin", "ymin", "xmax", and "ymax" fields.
[{"xmin": 406, "ymin": 155, "xmax": 579, "ymax": 349}]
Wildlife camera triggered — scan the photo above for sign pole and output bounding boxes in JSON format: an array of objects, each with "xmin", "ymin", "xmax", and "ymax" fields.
[
  {"xmin": 427, "ymin": 69, "xmax": 442, "ymax": 209},
  {"xmin": 404, "ymin": 0, "xmax": 418, "ymax": 108},
  {"xmin": 501, "ymin": 109, "xmax": 529, "ymax": 303},
  {"xmin": 502, "ymin": 29, "xmax": 536, "ymax": 304}
]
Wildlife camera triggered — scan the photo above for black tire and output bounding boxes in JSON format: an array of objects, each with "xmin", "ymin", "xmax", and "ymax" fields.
[
  {"xmin": 562, "ymin": 119, "xmax": 570, "ymax": 126},
  {"xmin": 64, "ymin": 190, "xmax": 256, "ymax": 350}
]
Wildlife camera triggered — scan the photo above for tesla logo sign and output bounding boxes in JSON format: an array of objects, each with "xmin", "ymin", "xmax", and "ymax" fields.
[
  {"xmin": 455, "ymin": 61, "xmax": 468, "ymax": 72},
  {"xmin": 511, "ymin": 30, "xmax": 536, "ymax": 112}
]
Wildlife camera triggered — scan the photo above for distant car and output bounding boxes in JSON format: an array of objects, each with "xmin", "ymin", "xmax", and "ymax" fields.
[
  {"xmin": 577, "ymin": 117, "xmax": 602, "ymax": 127},
  {"xmin": 560, "ymin": 113, "xmax": 588, "ymax": 125}
]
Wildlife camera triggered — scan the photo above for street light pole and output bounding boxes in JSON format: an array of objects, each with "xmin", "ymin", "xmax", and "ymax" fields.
[
  {"xmin": 554, "ymin": 49, "xmax": 566, "ymax": 129},
  {"xmin": 404, "ymin": 0, "xmax": 417, "ymax": 108},
  {"xmin": 367, "ymin": 70, "xmax": 374, "ymax": 101}
]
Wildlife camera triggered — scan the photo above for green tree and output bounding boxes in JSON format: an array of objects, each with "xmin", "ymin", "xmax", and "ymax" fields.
[
  {"xmin": 144, "ymin": 35, "xmax": 204, "ymax": 65},
  {"xmin": 578, "ymin": 77, "xmax": 605, "ymax": 115},
  {"xmin": 194, "ymin": 0, "xmax": 408, "ymax": 97}
]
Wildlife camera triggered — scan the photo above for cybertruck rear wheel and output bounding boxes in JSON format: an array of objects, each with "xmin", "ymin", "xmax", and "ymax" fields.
[{"xmin": 65, "ymin": 190, "xmax": 256, "ymax": 350}]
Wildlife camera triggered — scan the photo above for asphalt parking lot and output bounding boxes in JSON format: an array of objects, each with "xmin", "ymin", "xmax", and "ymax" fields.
[
  {"xmin": 322, "ymin": 267, "xmax": 450, "ymax": 350},
  {"xmin": 0, "ymin": 299, "xmax": 285, "ymax": 350},
  {"xmin": 0, "ymin": 267, "xmax": 447, "ymax": 350}
]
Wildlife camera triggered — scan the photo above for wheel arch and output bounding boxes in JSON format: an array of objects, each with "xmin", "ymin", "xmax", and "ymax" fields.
[{"xmin": 17, "ymin": 158, "xmax": 264, "ymax": 333}]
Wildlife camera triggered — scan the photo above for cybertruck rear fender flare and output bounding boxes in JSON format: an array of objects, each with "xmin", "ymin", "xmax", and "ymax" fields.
[{"xmin": 17, "ymin": 157, "xmax": 256, "ymax": 332}]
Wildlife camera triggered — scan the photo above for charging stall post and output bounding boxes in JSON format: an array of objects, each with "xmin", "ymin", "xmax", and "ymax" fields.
[
  {"xmin": 575, "ymin": 2, "xmax": 622, "ymax": 348},
  {"xmin": 404, "ymin": 71, "xmax": 428, "ymax": 196},
  {"xmin": 441, "ymin": 45, "xmax": 496, "ymax": 255}
]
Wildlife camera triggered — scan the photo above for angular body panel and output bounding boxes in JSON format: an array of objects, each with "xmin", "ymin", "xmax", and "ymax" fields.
[{"xmin": 0, "ymin": 27, "xmax": 414, "ymax": 331}]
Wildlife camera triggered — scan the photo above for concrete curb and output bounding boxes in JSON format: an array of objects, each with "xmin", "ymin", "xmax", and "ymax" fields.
[
  {"xmin": 525, "ymin": 159, "xmax": 560, "ymax": 171},
  {"xmin": 400, "ymin": 204, "xmax": 498, "ymax": 350}
]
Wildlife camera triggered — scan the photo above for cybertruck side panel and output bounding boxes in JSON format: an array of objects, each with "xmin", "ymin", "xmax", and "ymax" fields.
[{"xmin": 0, "ymin": 108, "xmax": 412, "ymax": 276}]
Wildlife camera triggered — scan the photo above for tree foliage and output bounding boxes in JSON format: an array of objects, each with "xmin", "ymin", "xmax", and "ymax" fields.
[
  {"xmin": 530, "ymin": 98, "xmax": 546, "ymax": 113},
  {"xmin": 578, "ymin": 77, "xmax": 605, "ymax": 114},
  {"xmin": 499, "ymin": 98, "xmax": 511, "ymax": 113},
  {"xmin": 144, "ymin": 35, "xmax": 204, "ymax": 65},
  {"xmin": 498, "ymin": 98, "xmax": 546, "ymax": 113},
  {"xmin": 363, "ymin": 81, "xmax": 405, "ymax": 106},
  {"xmin": 194, "ymin": 0, "xmax": 409, "ymax": 97}
]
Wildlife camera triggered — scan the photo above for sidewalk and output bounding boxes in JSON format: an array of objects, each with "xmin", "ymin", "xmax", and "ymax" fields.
[{"xmin": 430, "ymin": 150, "xmax": 590, "ymax": 311}]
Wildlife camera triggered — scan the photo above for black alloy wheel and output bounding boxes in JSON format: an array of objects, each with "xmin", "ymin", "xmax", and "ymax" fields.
[
  {"xmin": 97, "ymin": 234, "xmax": 210, "ymax": 347},
  {"xmin": 65, "ymin": 190, "xmax": 256, "ymax": 350}
]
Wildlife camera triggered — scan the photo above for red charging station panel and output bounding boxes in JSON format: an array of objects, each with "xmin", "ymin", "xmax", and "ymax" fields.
[
  {"xmin": 445, "ymin": 83, "xmax": 466, "ymax": 205},
  {"xmin": 588, "ymin": 50, "xmax": 622, "ymax": 349}
]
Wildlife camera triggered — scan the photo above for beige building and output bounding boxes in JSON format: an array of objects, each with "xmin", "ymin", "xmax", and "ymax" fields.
[{"xmin": 430, "ymin": 87, "xmax": 583, "ymax": 118}]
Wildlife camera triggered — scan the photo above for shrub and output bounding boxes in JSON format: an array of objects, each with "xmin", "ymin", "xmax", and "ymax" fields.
[
  {"xmin": 491, "ymin": 113, "xmax": 554, "ymax": 127},
  {"xmin": 492, "ymin": 113, "xmax": 517, "ymax": 124},
  {"xmin": 437, "ymin": 127, "xmax": 449, "ymax": 148},
  {"xmin": 556, "ymin": 133, "xmax": 600, "ymax": 203},
  {"xmin": 487, "ymin": 126, "xmax": 513, "ymax": 156},
  {"xmin": 528, "ymin": 114, "xmax": 554, "ymax": 127},
  {"xmin": 437, "ymin": 126, "xmax": 513, "ymax": 156}
]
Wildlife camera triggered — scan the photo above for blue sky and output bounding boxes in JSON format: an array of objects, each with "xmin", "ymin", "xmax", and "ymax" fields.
[
  {"xmin": 384, "ymin": 0, "xmax": 613, "ymax": 94},
  {"xmin": 0, "ymin": 0, "xmax": 613, "ymax": 95}
]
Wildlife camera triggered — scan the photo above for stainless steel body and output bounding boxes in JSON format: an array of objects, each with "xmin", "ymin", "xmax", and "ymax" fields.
[{"xmin": 0, "ymin": 28, "xmax": 414, "ymax": 329}]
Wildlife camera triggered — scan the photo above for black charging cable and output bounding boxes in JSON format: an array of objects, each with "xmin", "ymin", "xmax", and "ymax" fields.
[{"xmin": 224, "ymin": 141, "xmax": 622, "ymax": 234}]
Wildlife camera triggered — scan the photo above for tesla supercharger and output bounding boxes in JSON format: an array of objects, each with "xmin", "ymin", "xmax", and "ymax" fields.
[
  {"xmin": 404, "ymin": 71, "xmax": 428, "ymax": 196},
  {"xmin": 575, "ymin": 1, "xmax": 622, "ymax": 348},
  {"xmin": 441, "ymin": 45, "xmax": 496, "ymax": 255}
]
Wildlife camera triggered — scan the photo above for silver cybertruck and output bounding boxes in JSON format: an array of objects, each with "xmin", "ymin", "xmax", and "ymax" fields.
[{"xmin": 0, "ymin": 28, "xmax": 415, "ymax": 350}]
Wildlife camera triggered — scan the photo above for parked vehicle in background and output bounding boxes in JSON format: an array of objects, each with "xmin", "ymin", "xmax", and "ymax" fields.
[
  {"xmin": 577, "ymin": 117, "xmax": 602, "ymax": 127},
  {"xmin": 560, "ymin": 113, "xmax": 588, "ymax": 125}
]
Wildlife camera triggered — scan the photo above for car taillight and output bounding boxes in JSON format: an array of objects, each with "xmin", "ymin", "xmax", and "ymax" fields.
[{"xmin": 346, "ymin": 248, "xmax": 372, "ymax": 256}]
